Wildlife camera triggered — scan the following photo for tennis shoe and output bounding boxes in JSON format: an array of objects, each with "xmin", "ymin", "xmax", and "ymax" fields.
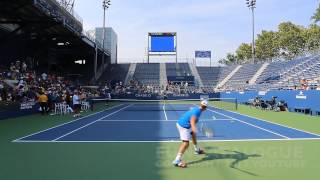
[
  {"xmin": 172, "ymin": 159, "xmax": 187, "ymax": 168},
  {"xmin": 194, "ymin": 149, "xmax": 205, "ymax": 155}
]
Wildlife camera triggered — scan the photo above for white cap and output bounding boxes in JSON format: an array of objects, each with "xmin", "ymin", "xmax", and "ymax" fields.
[{"xmin": 201, "ymin": 100, "xmax": 208, "ymax": 107}]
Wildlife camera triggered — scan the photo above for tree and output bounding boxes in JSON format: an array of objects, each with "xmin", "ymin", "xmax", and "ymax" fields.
[
  {"xmin": 277, "ymin": 22, "xmax": 306, "ymax": 59},
  {"xmin": 226, "ymin": 53, "xmax": 237, "ymax": 64},
  {"xmin": 303, "ymin": 24, "xmax": 320, "ymax": 53},
  {"xmin": 312, "ymin": 4, "xmax": 320, "ymax": 23},
  {"xmin": 219, "ymin": 53, "xmax": 237, "ymax": 65},
  {"xmin": 255, "ymin": 30, "xmax": 279, "ymax": 61},
  {"xmin": 236, "ymin": 43, "xmax": 252, "ymax": 63}
]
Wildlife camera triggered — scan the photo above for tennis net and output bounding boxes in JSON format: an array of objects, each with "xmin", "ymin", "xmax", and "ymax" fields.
[{"xmin": 90, "ymin": 98, "xmax": 238, "ymax": 111}]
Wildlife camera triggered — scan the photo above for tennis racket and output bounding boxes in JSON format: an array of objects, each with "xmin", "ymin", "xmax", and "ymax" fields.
[{"xmin": 200, "ymin": 122, "xmax": 214, "ymax": 138}]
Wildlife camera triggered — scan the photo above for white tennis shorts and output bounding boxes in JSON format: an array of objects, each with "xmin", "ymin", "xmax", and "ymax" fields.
[{"xmin": 176, "ymin": 123, "xmax": 192, "ymax": 141}]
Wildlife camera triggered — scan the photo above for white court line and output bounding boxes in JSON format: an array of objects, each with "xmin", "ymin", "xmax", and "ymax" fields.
[
  {"xmin": 206, "ymin": 108, "xmax": 290, "ymax": 139},
  {"xmin": 51, "ymin": 104, "xmax": 133, "ymax": 141},
  {"xmin": 97, "ymin": 119, "xmax": 232, "ymax": 122},
  {"xmin": 211, "ymin": 106, "xmax": 320, "ymax": 137},
  {"xmin": 163, "ymin": 104, "xmax": 168, "ymax": 121},
  {"xmin": 13, "ymin": 137, "xmax": 320, "ymax": 143},
  {"xmin": 12, "ymin": 104, "xmax": 125, "ymax": 142}
]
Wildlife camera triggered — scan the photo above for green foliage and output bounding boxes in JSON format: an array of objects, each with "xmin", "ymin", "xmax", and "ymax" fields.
[
  {"xmin": 303, "ymin": 24, "xmax": 320, "ymax": 53},
  {"xmin": 219, "ymin": 3, "xmax": 320, "ymax": 64},
  {"xmin": 277, "ymin": 22, "xmax": 306, "ymax": 60},
  {"xmin": 222, "ymin": 22, "xmax": 315, "ymax": 64},
  {"xmin": 219, "ymin": 53, "xmax": 238, "ymax": 65},
  {"xmin": 311, "ymin": 4, "xmax": 320, "ymax": 23},
  {"xmin": 236, "ymin": 43, "xmax": 252, "ymax": 62},
  {"xmin": 255, "ymin": 30, "xmax": 280, "ymax": 61}
]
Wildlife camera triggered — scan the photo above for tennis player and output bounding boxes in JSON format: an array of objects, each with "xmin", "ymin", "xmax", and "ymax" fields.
[{"xmin": 172, "ymin": 100, "xmax": 208, "ymax": 168}]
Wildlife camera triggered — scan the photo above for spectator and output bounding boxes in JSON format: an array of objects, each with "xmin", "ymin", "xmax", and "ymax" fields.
[
  {"xmin": 21, "ymin": 61, "xmax": 27, "ymax": 73},
  {"xmin": 0, "ymin": 81, "xmax": 4, "ymax": 102},
  {"xmin": 80, "ymin": 90, "xmax": 87, "ymax": 101},
  {"xmin": 72, "ymin": 90, "xmax": 81, "ymax": 117},
  {"xmin": 41, "ymin": 72, "xmax": 47, "ymax": 81},
  {"xmin": 65, "ymin": 91, "xmax": 72, "ymax": 106},
  {"xmin": 38, "ymin": 91, "xmax": 48, "ymax": 115}
]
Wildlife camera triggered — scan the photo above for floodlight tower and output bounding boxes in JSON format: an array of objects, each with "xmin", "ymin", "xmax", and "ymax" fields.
[
  {"xmin": 246, "ymin": 0, "xmax": 256, "ymax": 63},
  {"xmin": 102, "ymin": 0, "xmax": 111, "ymax": 66}
]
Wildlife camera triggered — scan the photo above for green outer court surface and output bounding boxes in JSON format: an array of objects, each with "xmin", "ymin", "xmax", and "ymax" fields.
[{"xmin": 1, "ymin": 103, "xmax": 320, "ymax": 180}]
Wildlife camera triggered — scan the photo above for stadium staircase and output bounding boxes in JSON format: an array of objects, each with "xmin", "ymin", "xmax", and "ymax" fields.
[
  {"xmin": 215, "ymin": 65, "xmax": 242, "ymax": 90},
  {"xmin": 124, "ymin": 63, "xmax": 137, "ymax": 84},
  {"xmin": 160, "ymin": 63, "xmax": 168, "ymax": 88},
  {"xmin": 189, "ymin": 63, "xmax": 204, "ymax": 87},
  {"xmin": 249, "ymin": 62, "xmax": 269, "ymax": 85}
]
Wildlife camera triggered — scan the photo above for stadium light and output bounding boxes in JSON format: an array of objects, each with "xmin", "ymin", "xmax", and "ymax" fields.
[
  {"xmin": 246, "ymin": 0, "xmax": 256, "ymax": 63},
  {"xmin": 102, "ymin": 0, "xmax": 111, "ymax": 67}
]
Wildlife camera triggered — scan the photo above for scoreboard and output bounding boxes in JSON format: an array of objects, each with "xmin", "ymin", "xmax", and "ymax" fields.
[
  {"xmin": 149, "ymin": 32, "xmax": 176, "ymax": 52},
  {"xmin": 147, "ymin": 32, "xmax": 177, "ymax": 63}
]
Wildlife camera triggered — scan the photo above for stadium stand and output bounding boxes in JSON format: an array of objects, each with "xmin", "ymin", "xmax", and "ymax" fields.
[
  {"xmin": 256, "ymin": 61, "xmax": 286, "ymax": 85},
  {"xmin": 166, "ymin": 63, "xmax": 192, "ymax": 77},
  {"xmin": 197, "ymin": 67, "xmax": 222, "ymax": 87},
  {"xmin": 216, "ymin": 65, "xmax": 239, "ymax": 83},
  {"xmin": 189, "ymin": 64, "xmax": 204, "ymax": 87},
  {"xmin": 99, "ymin": 64, "xmax": 130, "ymax": 85},
  {"xmin": 224, "ymin": 63, "xmax": 263, "ymax": 90},
  {"xmin": 132, "ymin": 63, "xmax": 160, "ymax": 86},
  {"xmin": 4, "ymin": 55, "xmax": 317, "ymax": 105},
  {"xmin": 278, "ymin": 55, "xmax": 320, "ymax": 87},
  {"xmin": 249, "ymin": 62, "xmax": 269, "ymax": 85},
  {"xmin": 251, "ymin": 55, "xmax": 320, "ymax": 90},
  {"xmin": 0, "ymin": 60, "xmax": 101, "ymax": 107},
  {"xmin": 96, "ymin": 54, "xmax": 320, "ymax": 93}
]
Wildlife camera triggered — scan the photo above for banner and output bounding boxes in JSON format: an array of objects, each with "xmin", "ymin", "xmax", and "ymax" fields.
[{"xmin": 195, "ymin": 51, "xmax": 211, "ymax": 58}]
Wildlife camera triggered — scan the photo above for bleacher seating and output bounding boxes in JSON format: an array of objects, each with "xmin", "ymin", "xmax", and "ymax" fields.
[
  {"xmin": 197, "ymin": 67, "xmax": 221, "ymax": 87},
  {"xmin": 224, "ymin": 63, "xmax": 263, "ymax": 90},
  {"xmin": 99, "ymin": 55, "xmax": 320, "ymax": 92},
  {"xmin": 256, "ymin": 62, "xmax": 285, "ymax": 84},
  {"xmin": 99, "ymin": 64, "xmax": 130, "ymax": 84},
  {"xmin": 278, "ymin": 56, "xmax": 320, "ymax": 86},
  {"xmin": 166, "ymin": 63, "xmax": 192, "ymax": 77},
  {"xmin": 216, "ymin": 65, "xmax": 239, "ymax": 83},
  {"xmin": 132, "ymin": 63, "xmax": 160, "ymax": 85}
]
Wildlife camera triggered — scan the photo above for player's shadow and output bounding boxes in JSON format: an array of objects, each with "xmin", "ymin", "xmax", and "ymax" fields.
[{"xmin": 188, "ymin": 149, "xmax": 261, "ymax": 176}]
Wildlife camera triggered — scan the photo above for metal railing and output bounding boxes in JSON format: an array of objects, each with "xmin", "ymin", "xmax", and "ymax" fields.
[
  {"xmin": 34, "ymin": 0, "xmax": 83, "ymax": 33},
  {"xmin": 81, "ymin": 30, "xmax": 111, "ymax": 55},
  {"xmin": 53, "ymin": 0, "xmax": 83, "ymax": 24}
]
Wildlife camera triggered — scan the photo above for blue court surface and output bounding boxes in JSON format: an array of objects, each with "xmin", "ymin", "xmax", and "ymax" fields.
[{"xmin": 13, "ymin": 104, "xmax": 320, "ymax": 143}]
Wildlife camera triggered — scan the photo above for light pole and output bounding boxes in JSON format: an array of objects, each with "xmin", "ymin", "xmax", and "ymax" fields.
[
  {"xmin": 102, "ymin": 0, "xmax": 111, "ymax": 67},
  {"xmin": 246, "ymin": 0, "xmax": 256, "ymax": 63}
]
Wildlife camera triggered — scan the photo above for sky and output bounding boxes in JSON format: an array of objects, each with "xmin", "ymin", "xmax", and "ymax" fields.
[{"xmin": 74, "ymin": 0, "xmax": 319, "ymax": 64}]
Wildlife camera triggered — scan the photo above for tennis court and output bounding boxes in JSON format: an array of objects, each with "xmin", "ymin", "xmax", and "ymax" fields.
[{"xmin": 13, "ymin": 99, "xmax": 320, "ymax": 143}]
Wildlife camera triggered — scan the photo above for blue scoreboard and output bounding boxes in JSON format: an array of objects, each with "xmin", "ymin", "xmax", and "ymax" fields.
[{"xmin": 149, "ymin": 32, "xmax": 176, "ymax": 52}]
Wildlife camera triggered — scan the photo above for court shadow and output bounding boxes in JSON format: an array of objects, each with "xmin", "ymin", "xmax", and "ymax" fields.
[{"xmin": 188, "ymin": 149, "xmax": 261, "ymax": 176}]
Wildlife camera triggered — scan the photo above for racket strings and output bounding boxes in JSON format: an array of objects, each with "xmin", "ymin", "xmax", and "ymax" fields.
[{"xmin": 200, "ymin": 122, "xmax": 214, "ymax": 138}]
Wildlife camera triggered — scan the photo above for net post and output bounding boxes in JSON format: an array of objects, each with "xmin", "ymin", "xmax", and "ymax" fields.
[
  {"xmin": 89, "ymin": 98, "xmax": 94, "ymax": 111},
  {"xmin": 235, "ymin": 98, "xmax": 238, "ymax": 111}
]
